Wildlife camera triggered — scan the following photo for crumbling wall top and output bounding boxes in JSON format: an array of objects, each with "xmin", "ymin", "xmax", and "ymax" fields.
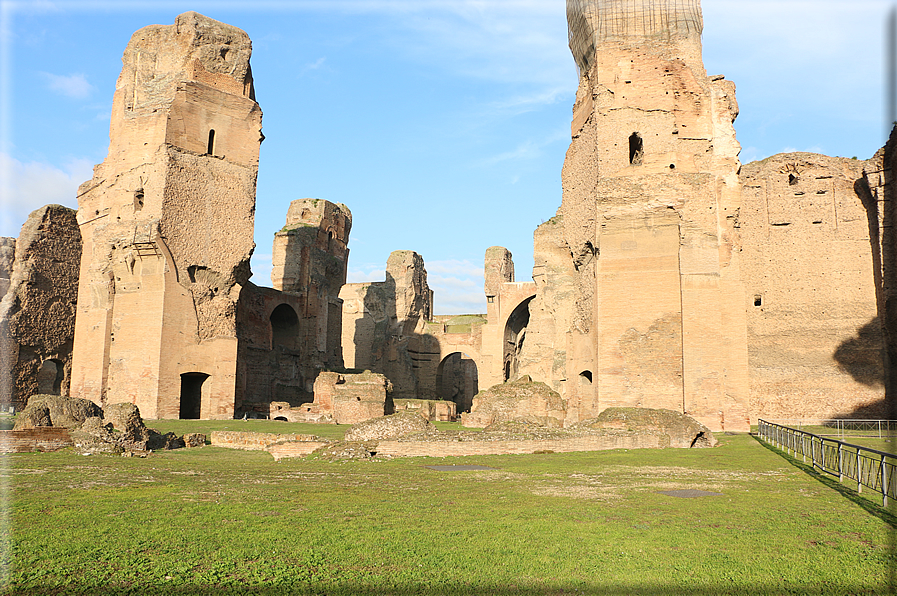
[
  {"xmin": 123, "ymin": 11, "xmax": 255, "ymax": 105},
  {"xmin": 567, "ymin": 0, "xmax": 703, "ymax": 72}
]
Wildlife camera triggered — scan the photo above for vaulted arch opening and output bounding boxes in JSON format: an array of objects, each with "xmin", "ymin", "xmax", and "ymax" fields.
[
  {"xmin": 503, "ymin": 297, "xmax": 534, "ymax": 382},
  {"xmin": 270, "ymin": 303, "xmax": 299, "ymax": 350},
  {"xmin": 37, "ymin": 359, "xmax": 64, "ymax": 395},
  {"xmin": 435, "ymin": 352, "xmax": 478, "ymax": 414}
]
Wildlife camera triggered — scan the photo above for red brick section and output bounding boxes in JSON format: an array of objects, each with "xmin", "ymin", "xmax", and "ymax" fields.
[
  {"xmin": 0, "ymin": 428, "xmax": 73, "ymax": 453},
  {"xmin": 210, "ymin": 431, "xmax": 323, "ymax": 450},
  {"xmin": 375, "ymin": 434, "xmax": 664, "ymax": 457}
]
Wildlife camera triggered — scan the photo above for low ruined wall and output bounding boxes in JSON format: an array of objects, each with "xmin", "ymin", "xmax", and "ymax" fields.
[
  {"xmin": 393, "ymin": 399, "xmax": 456, "ymax": 422},
  {"xmin": 375, "ymin": 433, "xmax": 667, "ymax": 458},
  {"xmin": 210, "ymin": 430, "xmax": 322, "ymax": 451},
  {"xmin": 0, "ymin": 428, "xmax": 73, "ymax": 453},
  {"xmin": 268, "ymin": 441, "xmax": 331, "ymax": 461}
]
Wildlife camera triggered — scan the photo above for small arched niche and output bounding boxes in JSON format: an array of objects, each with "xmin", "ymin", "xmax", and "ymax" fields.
[
  {"xmin": 270, "ymin": 303, "xmax": 299, "ymax": 350},
  {"xmin": 37, "ymin": 359, "xmax": 64, "ymax": 395}
]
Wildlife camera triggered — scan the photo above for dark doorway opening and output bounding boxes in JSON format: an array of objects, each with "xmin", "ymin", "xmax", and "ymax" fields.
[
  {"xmin": 180, "ymin": 373, "xmax": 209, "ymax": 419},
  {"xmin": 629, "ymin": 132, "xmax": 643, "ymax": 165}
]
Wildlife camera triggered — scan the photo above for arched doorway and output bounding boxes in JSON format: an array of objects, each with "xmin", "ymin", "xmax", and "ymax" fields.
[
  {"xmin": 37, "ymin": 359, "xmax": 64, "ymax": 395},
  {"xmin": 180, "ymin": 373, "xmax": 209, "ymax": 419},
  {"xmin": 270, "ymin": 303, "xmax": 299, "ymax": 350},
  {"xmin": 435, "ymin": 352, "xmax": 478, "ymax": 414},
  {"xmin": 503, "ymin": 297, "xmax": 533, "ymax": 382}
]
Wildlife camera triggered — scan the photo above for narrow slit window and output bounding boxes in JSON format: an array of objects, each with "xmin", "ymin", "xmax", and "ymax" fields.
[
  {"xmin": 207, "ymin": 129, "xmax": 216, "ymax": 155},
  {"xmin": 629, "ymin": 133, "xmax": 643, "ymax": 165}
]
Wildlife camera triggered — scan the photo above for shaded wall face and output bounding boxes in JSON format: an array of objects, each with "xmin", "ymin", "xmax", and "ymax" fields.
[
  {"xmin": 235, "ymin": 286, "xmax": 312, "ymax": 415},
  {"xmin": 741, "ymin": 154, "xmax": 887, "ymax": 420}
]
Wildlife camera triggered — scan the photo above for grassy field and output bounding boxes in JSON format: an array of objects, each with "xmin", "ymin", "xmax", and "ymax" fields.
[{"xmin": 3, "ymin": 426, "xmax": 895, "ymax": 595}]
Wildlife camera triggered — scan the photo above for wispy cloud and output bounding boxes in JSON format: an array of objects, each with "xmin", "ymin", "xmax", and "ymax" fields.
[
  {"xmin": 40, "ymin": 72, "xmax": 93, "ymax": 99},
  {"xmin": 426, "ymin": 258, "xmax": 485, "ymax": 315},
  {"xmin": 301, "ymin": 57, "xmax": 327, "ymax": 75},
  {"xmin": 0, "ymin": 153, "xmax": 91, "ymax": 236},
  {"xmin": 346, "ymin": 265, "xmax": 385, "ymax": 284}
]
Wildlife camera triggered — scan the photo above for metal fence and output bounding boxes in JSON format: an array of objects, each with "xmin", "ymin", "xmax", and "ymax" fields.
[
  {"xmin": 764, "ymin": 419, "xmax": 897, "ymax": 439},
  {"xmin": 757, "ymin": 419, "xmax": 897, "ymax": 507}
]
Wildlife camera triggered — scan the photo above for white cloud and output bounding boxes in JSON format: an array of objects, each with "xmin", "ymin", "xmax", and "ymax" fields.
[
  {"xmin": 0, "ymin": 153, "xmax": 91, "ymax": 237},
  {"xmin": 346, "ymin": 266, "xmax": 385, "ymax": 284},
  {"xmin": 40, "ymin": 72, "xmax": 94, "ymax": 99},
  {"xmin": 301, "ymin": 57, "xmax": 327, "ymax": 74},
  {"xmin": 426, "ymin": 258, "xmax": 485, "ymax": 315}
]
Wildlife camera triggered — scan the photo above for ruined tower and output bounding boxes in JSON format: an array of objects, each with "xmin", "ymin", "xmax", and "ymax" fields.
[
  {"xmin": 520, "ymin": 0, "xmax": 749, "ymax": 431},
  {"xmin": 69, "ymin": 12, "xmax": 263, "ymax": 419},
  {"xmin": 234, "ymin": 199, "xmax": 352, "ymax": 413}
]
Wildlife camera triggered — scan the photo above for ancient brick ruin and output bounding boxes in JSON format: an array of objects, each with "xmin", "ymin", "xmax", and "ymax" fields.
[
  {"xmin": 2, "ymin": 5, "xmax": 894, "ymax": 431},
  {"xmin": 0, "ymin": 205, "xmax": 81, "ymax": 409}
]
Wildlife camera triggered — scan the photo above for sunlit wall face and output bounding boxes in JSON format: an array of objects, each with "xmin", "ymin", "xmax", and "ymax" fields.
[{"xmin": 566, "ymin": 0, "xmax": 703, "ymax": 72}]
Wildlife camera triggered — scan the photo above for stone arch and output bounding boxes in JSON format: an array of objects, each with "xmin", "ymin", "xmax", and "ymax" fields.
[
  {"xmin": 270, "ymin": 303, "xmax": 299, "ymax": 350},
  {"xmin": 503, "ymin": 296, "xmax": 534, "ymax": 382},
  {"xmin": 180, "ymin": 372, "xmax": 209, "ymax": 419},
  {"xmin": 435, "ymin": 352, "xmax": 479, "ymax": 414},
  {"xmin": 37, "ymin": 359, "xmax": 64, "ymax": 395}
]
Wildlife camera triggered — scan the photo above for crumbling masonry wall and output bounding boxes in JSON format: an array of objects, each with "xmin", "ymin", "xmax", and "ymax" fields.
[
  {"xmin": 741, "ymin": 153, "xmax": 889, "ymax": 420},
  {"xmin": 519, "ymin": 0, "xmax": 749, "ymax": 431},
  {"xmin": 69, "ymin": 12, "xmax": 263, "ymax": 419},
  {"xmin": 236, "ymin": 199, "xmax": 352, "ymax": 414},
  {"xmin": 0, "ymin": 205, "xmax": 81, "ymax": 409},
  {"xmin": 340, "ymin": 250, "xmax": 437, "ymax": 400}
]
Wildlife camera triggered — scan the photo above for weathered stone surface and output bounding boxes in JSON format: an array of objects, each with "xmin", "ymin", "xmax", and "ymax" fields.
[
  {"xmin": 0, "ymin": 205, "xmax": 81, "ymax": 409},
  {"xmin": 462, "ymin": 376, "xmax": 566, "ymax": 428},
  {"xmin": 574, "ymin": 407, "xmax": 717, "ymax": 448},
  {"xmin": 103, "ymin": 402, "xmax": 151, "ymax": 444},
  {"xmin": 183, "ymin": 433, "xmax": 207, "ymax": 448},
  {"xmin": 0, "ymin": 237, "xmax": 14, "ymax": 300},
  {"xmin": 742, "ymin": 153, "xmax": 889, "ymax": 421},
  {"xmin": 69, "ymin": 12, "xmax": 262, "ymax": 419},
  {"xmin": 344, "ymin": 409, "xmax": 431, "ymax": 442},
  {"xmin": 392, "ymin": 398, "xmax": 456, "ymax": 422},
  {"xmin": 311, "ymin": 441, "xmax": 378, "ymax": 461},
  {"xmin": 340, "ymin": 250, "xmax": 434, "ymax": 400},
  {"xmin": 514, "ymin": 1, "xmax": 749, "ymax": 432},
  {"xmin": 13, "ymin": 394, "xmax": 102, "ymax": 430}
]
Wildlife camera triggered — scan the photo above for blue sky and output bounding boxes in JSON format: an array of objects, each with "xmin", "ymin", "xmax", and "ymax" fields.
[{"xmin": 1, "ymin": 0, "xmax": 893, "ymax": 314}]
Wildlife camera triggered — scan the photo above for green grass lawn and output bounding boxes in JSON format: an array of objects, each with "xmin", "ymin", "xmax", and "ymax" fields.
[{"xmin": 3, "ymin": 429, "xmax": 895, "ymax": 595}]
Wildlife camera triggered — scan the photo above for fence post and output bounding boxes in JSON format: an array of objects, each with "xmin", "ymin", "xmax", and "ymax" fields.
[
  {"xmin": 881, "ymin": 457, "xmax": 888, "ymax": 508},
  {"xmin": 838, "ymin": 443, "xmax": 843, "ymax": 482}
]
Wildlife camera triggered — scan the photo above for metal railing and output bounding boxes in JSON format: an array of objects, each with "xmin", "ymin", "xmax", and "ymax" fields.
[
  {"xmin": 757, "ymin": 419, "xmax": 897, "ymax": 507},
  {"xmin": 764, "ymin": 419, "xmax": 897, "ymax": 439}
]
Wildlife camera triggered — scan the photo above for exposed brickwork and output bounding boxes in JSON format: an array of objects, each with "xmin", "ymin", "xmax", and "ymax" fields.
[{"xmin": 0, "ymin": 428, "xmax": 73, "ymax": 453}]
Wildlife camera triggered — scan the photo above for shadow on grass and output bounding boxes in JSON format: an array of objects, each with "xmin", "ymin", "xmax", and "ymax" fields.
[
  {"xmin": 752, "ymin": 434, "xmax": 897, "ymax": 529},
  {"xmin": 4, "ymin": 583, "xmax": 886, "ymax": 595}
]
